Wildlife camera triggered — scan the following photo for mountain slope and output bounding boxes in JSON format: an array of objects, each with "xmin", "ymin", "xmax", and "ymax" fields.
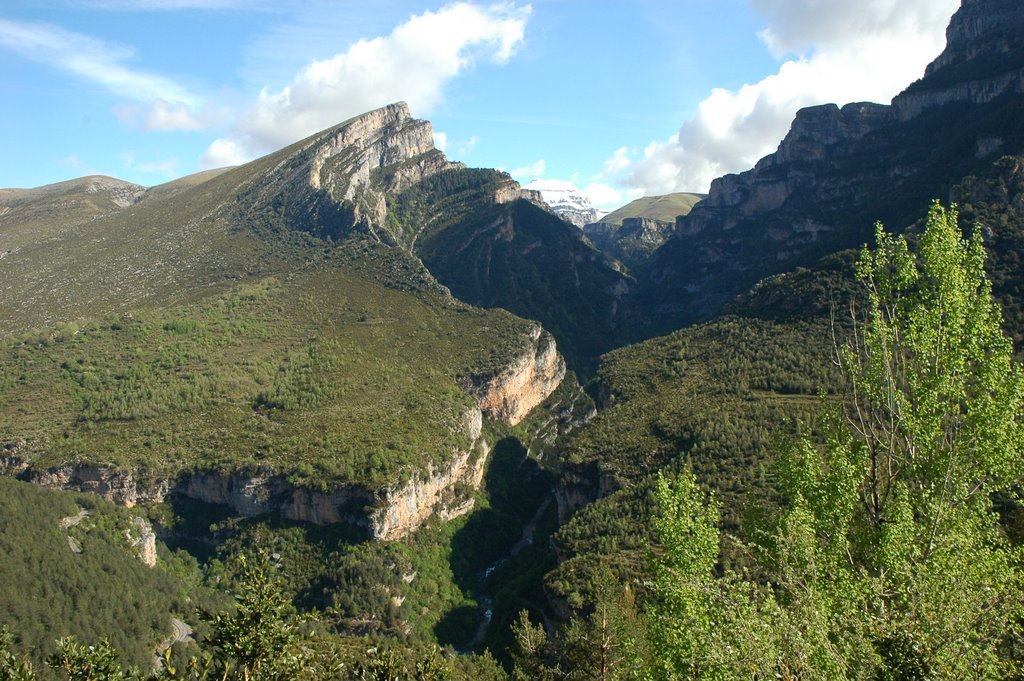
[
  {"xmin": 596, "ymin": 192, "xmax": 704, "ymax": 227},
  {"xmin": 389, "ymin": 167, "xmax": 632, "ymax": 373},
  {"xmin": 633, "ymin": 0, "xmax": 1024, "ymax": 336},
  {"xmin": 546, "ymin": 0, "xmax": 1024, "ymax": 612},
  {"xmin": 0, "ymin": 105, "xmax": 569, "ymax": 542}
]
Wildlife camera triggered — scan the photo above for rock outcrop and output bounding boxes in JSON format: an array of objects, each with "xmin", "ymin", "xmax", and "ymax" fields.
[
  {"xmin": 241, "ymin": 102, "xmax": 459, "ymax": 243},
  {"xmin": 523, "ymin": 179, "xmax": 601, "ymax": 228},
  {"xmin": 634, "ymin": 0, "xmax": 1024, "ymax": 334},
  {"xmin": 894, "ymin": 0, "xmax": 1024, "ymax": 120},
  {"xmin": 127, "ymin": 516, "xmax": 158, "ymax": 568},
  {"xmin": 460, "ymin": 325, "xmax": 566, "ymax": 426},
  {"xmin": 584, "ymin": 216, "xmax": 676, "ymax": 267}
]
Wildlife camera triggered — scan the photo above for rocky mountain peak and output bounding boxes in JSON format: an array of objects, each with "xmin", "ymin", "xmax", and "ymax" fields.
[
  {"xmin": 893, "ymin": 0, "xmax": 1024, "ymax": 120},
  {"xmin": 242, "ymin": 101, "xmax": 458, "ymax": 243},
  {"xmin": 925, "ymin": 0, "xmax": 1024, "ymax": 78},
  {"xmin": 639, "ymin": 0, "xmax": 1024, "ymax": 333},
  {"xmin": 761, "ymin": 102, "xmax": 892, "ymax": 169},
  {"xmin": 523, "ymin": 179, "xmax": 602, "ymax": 228}
]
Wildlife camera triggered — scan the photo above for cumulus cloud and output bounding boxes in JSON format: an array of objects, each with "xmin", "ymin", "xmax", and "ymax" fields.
[
  {"xmin": 624, "ymin": 0, "xmax": 959, "ymax": 195},
  {"xmin": 510, "ymin": 159, "xmax": 546, "ymax": 179},
  {"xmin": 433, "ymin": 131, "xmax": 449, "ymax": 152},
  {"xmin": 582, "ymin": 182, "xmax": 624, "ymax": 210},
  {"xmin": 199, "ymin": 138, "xmax": 249, "ymax": 169},
  {"xmin": 201, "ymin": 2, "xmax": 531, "ymax": 168},
  {"xmin": 600, "ymin": 146, "xmax": 632, "ymax": 178},
  {"xmin": 144, "ymin": 99, "xmax": 207, "ymax": 131}
]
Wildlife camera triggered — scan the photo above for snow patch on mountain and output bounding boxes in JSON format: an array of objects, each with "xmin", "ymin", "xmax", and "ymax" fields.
[{"xmin": 524, "ymin": 179, "xmax": 604, "ymax": 228}]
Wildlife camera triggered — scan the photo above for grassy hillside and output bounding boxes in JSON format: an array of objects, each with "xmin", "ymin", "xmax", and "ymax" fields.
[
  {"xmin": 543, "ymin": 259, "xmax": 856, "ymax": 608},
  {"xmin": 598, "ymin": 192, "xmax": 705, "ymax": 227}
]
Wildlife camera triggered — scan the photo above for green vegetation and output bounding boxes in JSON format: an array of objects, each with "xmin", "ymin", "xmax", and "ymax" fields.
[
  {"xmin": 0, "ymin": 253, "xmax": 534, "ymax": 489},
  {"xmin": 640, "ymin": 202, "xmax": 1024, "ymax": 677},
  {"xmin": 393, "ymin": 167, "xmax": 630, "ymax": 373},
  {"xmin": 0, "ymin": 478, "xmax": 195, "ymax": 672},
  {"xmin": 597, "ymin": 192, "xmax": 705, "ymax": 227},
  {"xmin": 511, "ymin": 202, "xmax": 1024, "ymax": 678},
  {"xmin": 546, "ymin": 311, "xmax": 843, "ymax": 609}
]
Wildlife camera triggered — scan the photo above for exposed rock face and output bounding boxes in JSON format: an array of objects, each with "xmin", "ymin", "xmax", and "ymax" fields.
[
  {"xmin": 584, "ymin": 216, "xmax": 675, "ymax": 267},
  {"xmin": 460, "ymin": 325, "xmax": 566, "ymax": 426},
  {"xmin": 635, "ymin": 0, "xmax": 1024, "ymax": 334},
  {"xmin": 372, "ymin": 432, "xmax": 487, "ymax": 540},
  {"xmin": 22, "ymin": 464, "xmax": 173, "ymax": 507},
  {"xmin": 6, "ymin": 449, "xmax": 480, "ymax": 541},
  {"xmin": 523, "ymin": 179, "xmax": 601, "ymax": 228},
  {"xmin": 127, "ymin": 516, "xmax": 158, "ymax": 568},
  {"xmin": 1, "ymin": 334, "xmax": 566, "ymax": 541},
  {"xmin": 677, "ymin": 102, "xmax": 892, "ymax": 238},
  {"xmin": 894, "ymin": 0, "xmax": 1024, "ymax": 120},
  {"xmin": 493, "ymin": 182, "xmax": 546, "ymax": 208},
  {"xmin": 242, "ymin": 102, "xmax": 458, "ymax": 243}
]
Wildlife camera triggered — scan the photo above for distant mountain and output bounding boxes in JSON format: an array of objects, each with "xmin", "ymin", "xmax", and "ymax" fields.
[
  {"xmin": 523, "ymin": 179, "xmax": 602, "ymax": 227},
  {"xmin": 395, "ymin": 169, "xmax": 631, "ymax": 370},
  {"xmin": 596, "ymin": 192, "xmax": 705, "ymax": 227},
  {"xmin": 582, "ymin": 193, "xmax": 705, "ymax": 270}
]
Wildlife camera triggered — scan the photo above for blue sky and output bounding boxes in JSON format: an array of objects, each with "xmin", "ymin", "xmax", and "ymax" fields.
[{"xmin": 0, "ymin": 0, "xmax": 959, "ymax": 209}]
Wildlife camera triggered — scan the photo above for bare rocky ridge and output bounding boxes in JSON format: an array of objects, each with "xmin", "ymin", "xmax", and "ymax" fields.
[
  {"xmin": 460, "ymin": 325, "xmax": 566, "ymax": 426},
  {"xmin": 637, "ymin": 0, "xmax": 1024, "ymax": 332},
  {"xmin": 240, "ymin": 101, "xmax": 459, "ymax": 244}
]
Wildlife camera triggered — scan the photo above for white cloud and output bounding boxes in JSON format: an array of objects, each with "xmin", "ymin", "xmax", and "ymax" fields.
[
  {"xmin": 0, "ymin": 19, "xmax": 198, "ymax": 107},
  {"xmin": 600, "ymin": 146, "xmax": 632, "ymax": 178},
  {"xmin": 0, "ymin": 18, "xmax": 208, "ymax": 133},
  {"xmin": 626, "ymin": 0, "xmax": 959, "ymax": 195},
  {"xmin": 200, "ymin": 138, "xmax": 248, "ymax": 169},
  {"xmin": 202, "ymin": 2, "xmax": 531, "ymax": 167},
  {"xmin": 144, "ymin": 99, "xmax": 206, "ymax": 131},
  {"xmin": 751, "ymin": 0, "xmax": 958, "ymax": 58},
  {"xmin": 433, "ymin": 131, "xmax": 449, "ymax": 152},
  {"xmin": 582, "ymin": 182, "xmax": 622, "ymax": 210},
  {"xmin": 510, "ymin": 159, "xmax": 545, "ymax": 179}
]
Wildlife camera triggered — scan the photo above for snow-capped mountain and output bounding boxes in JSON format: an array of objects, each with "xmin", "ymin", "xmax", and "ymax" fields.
[{"xmin": 523, "ymin": 179, "xmax": 603, "ymax": 228}]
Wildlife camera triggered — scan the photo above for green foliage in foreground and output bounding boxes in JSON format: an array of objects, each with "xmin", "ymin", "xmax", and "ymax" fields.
[
  {"xmin": 639, "ymin": 203, "xmax": 1024, "ymax": 678},
  {"xmin": 546, "ymin": 309, "xmax": 843, "ymax": 609}
]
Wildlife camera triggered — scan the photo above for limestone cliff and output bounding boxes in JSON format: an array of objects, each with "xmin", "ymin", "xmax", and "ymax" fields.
[
  {"xmin": 240, "ymin": 102, "xmax": 459, "ymax": 243},
  {"xmin": 460, "ymin": 324, "xmax": 566, "ymax": 426},
  {"xmin": 126, "ymin": 516, "xmax": 158, "ymax": 568},
  {"xmin": 584, "ymin": 216, "xmax": 676, "ymax": 268},
  {"xmin": 895, "ymin": 0, "xmax": 1024, "ymax": 120},
  {"xmin": 0, "ymin": 327, "xmax": 567, "ymax": 540},
  {"xmin": 635, "ymin": 0, "xmax": 1024, "ymax": 334}
]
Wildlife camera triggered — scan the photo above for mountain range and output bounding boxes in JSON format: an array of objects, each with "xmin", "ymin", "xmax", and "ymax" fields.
[{"xmin": 1, "ymin": 0, "xmax": 1023, "ymax": 670}]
